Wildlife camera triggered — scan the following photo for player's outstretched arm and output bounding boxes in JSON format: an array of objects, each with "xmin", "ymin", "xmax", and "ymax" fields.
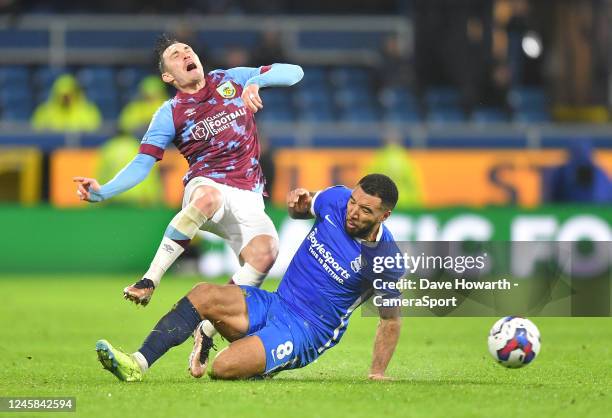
[
  {"xmin": 286, "ymin": 188, "xmax": 316, "ymax": 219},
  {"xmin": 245, "ymin": 63, "xmax": 304, "ymax": 88},
  {"xmin": 74, "ymin": 153, "xmax": 156, "ymax": 202},
  {"xmin": 368, "ymin": 306, "xmax": 401, "ymax": 380},
  {"xmin": 230, "ymin": 64, "xmax": 304, "ymax": 113}
]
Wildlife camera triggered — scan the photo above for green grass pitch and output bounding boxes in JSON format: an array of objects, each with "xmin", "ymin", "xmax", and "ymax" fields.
[{"xmin": 0, "ymin": 274, "xmax": 610, "ymax": 417}]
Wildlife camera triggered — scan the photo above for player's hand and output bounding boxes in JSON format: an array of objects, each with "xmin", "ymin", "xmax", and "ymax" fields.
[
  {"xmin": 242, "ymin": 84, "xmax": 263, "ymax": 113},
  {"xmin": 368, "ymin": 373, "xmax": 393, "ymax": 381},
  {"xmin": 287, "ymin": 188, "xmax": 312, "ymax": 213},
  {"xmin": 73, "ymin": 176, "xmax": 102, "ymax": 202}
]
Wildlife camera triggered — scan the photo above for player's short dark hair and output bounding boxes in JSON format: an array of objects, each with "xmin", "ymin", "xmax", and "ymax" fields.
[
  {"xmin": 358, "ymin": 174, "xmax": 398, "ymax": 210},
  {"xmin": 155, "ymin": 33, "xmax": 179, "ymax": 73}
]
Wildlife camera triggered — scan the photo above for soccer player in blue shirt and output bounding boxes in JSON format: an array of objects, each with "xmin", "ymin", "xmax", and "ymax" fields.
[{"xmin": 95, "ymin": 174, "xmax": 403, "ymax": 381}]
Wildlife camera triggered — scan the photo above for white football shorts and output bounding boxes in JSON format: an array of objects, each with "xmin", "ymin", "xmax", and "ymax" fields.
[{"xmin": 182, "ymin": 176, "xmax": 278, "ymax": 256}]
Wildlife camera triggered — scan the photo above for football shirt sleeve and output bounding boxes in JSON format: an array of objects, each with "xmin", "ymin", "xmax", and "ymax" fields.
[
  {"xmin": 223, "ymin": 67, "xmax": 261, "ymax": 86},
  {"xmin": 311, "ymin": 185, "xmax": 351, "ymax": 219},
  {"xmin": 226, "ymin": 64, "xmax": 304, "ymax": 87},
  {"xmin": 90, "ymin": 154, "xmax": 157, "ymax": 202},
  {"xmin": 139, "ymin": 100, "xmax": 175, "ymax": 161}
]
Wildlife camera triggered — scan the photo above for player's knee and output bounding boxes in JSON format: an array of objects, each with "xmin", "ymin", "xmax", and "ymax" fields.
[
  {"xmin": 256, "ymin": 246, "xmax": 278, "ymax": 273},
  {"xmin": 209, "ymin": 356, "xmax": 233, "ymax": 379},
  {"xmin": 187, "ymin": 282, "xmax": 220, "ymax": 317},
  {"xmin": 246, "ymin": 236, "xmax": 279, "ymax": 272},
  {"xmin": 210, "ymin": 352, "xmax": 243, "ymax": 380},
  {"xmin": 191, "ymin": 186, "xmax": 222, "ymax": 218}
]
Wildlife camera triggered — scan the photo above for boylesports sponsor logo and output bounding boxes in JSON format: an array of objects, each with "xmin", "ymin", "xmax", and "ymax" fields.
[
  {"xmin": 190, "ymin": 108, "xmax": 247, "ymax": 141},
  {"xmin": 307, "ymin": 227, "xmax": 351, "ymax": 284}
]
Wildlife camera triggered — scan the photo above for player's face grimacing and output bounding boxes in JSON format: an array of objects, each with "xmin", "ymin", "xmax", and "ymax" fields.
[
  {"xmin": 345, "ymin": 186, "xmax": 391, "ymax": 240},
  {"xmin": 161, "ymin": 42, "xmax": 205, "ymax": 88}
]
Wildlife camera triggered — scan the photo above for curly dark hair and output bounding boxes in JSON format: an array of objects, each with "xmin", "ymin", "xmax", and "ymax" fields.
[
  {"xmin": 155, "ymin": 33, "xmax": 179, "ymax": 74},
  {"xmin": 358, "ymin": 174, "xmax": 399, "ymax": 210}
]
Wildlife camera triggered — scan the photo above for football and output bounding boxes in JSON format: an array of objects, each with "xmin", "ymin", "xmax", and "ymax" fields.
[{"xmin": 488, "ymin": 316, "xmax": 541, "ymax": 368}]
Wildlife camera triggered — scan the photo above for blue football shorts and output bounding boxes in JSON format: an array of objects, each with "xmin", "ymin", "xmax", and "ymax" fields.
[{"xmin": 240, "ymin": 285, "xmax": 320, "ymax": 376}]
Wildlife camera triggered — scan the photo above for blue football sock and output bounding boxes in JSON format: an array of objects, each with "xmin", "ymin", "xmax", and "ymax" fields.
[{"xmin": 138, "ymin": 297, "xmax": 201, "ymax": 367}]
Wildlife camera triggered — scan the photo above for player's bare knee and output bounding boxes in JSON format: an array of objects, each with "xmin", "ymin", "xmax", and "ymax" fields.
[
  {"xmin": 191, "ymin": 186, "xmax": 222, "ymax": 218},
  {"xmin": 254, "ymin": 249, "xmax": 277, "ymax": 273},
  {"xmin": 189, "ymin": 281, "xmax": 212, "ymax": 296},
  {"xmin": 210, "ymin": 353, "xmax": 242, "ymax": 380},
  {"xmin": 187, "ymin": 282, "xmax": 219, "ymax": 317},
  {"xmin": 247, "ymin": 236, "xmax": 279, "ymax": 272},
  {"xmin": 265, "ymin": 236, "xmax": 279, "ymax": 261}
]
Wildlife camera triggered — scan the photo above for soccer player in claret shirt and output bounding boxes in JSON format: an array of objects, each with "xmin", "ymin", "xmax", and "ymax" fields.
[
  {"xmin": 95, "ymin": 174, "xmax": 403, "ymax": 381},
  {"xmin": 74, "ymin": 35, "xmax": 303, "ymax": 335}
]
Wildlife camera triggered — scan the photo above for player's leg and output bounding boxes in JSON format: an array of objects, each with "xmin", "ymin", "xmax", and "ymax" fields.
[
  {"xmin": 209, "ymin": 294, "xmax": 313, "ymax": 380},
  {"xmin": 124, "ymin": 181, "xmax": 223, "ymax": 305},
  {"xmin": 97, "ymin": 282, "xmax": 249, "ymax": 381},
  {"xmin": 190, "ymin": 234, "xmax": 277, "ymax": 376},
  {"xmin": 236, "ymin": 233, "xmax": 279, "ymax": 285},
  {"xmin": 209, "ymin": 336, "xmax": 266, "ymax": 380},
  {"xmin": 191, "ymin": 203, "xmax": 279, "ymax": 375},
  {"xmin": 229, "ymin": 184, "xmax": 280, "ymax": 287},
  {"xmin": 196, "ymin": 235, "xmax": 278, "ymax": 345},
  {"xmin": 191, "ymin": 277, "xmax": 281, "ymax": 379},
  {"xmin": 186, "ymin": 283, "xmax": 250, "ymax": 339},
  {"xmin": 221, "ymin": 186, "xmax": 280, "ymax": 289}
]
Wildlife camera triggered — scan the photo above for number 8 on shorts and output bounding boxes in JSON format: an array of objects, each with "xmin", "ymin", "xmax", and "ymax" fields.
[{"xmin": 274, "ymin": 341, "xmax": 293, "ymax": 360}]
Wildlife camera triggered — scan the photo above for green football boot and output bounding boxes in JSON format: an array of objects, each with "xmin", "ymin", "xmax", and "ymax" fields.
[{"xmin": 96, "ymin": 339, "xmax": 143, "ymax": 382}]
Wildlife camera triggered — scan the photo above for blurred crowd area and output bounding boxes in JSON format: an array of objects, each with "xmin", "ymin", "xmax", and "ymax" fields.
[
  {"xmin": 0, "ymin": 62, "xmax": 551, "ymax": 126},
  {"xmin": 0, "ymin": 0, "xmax": 403, "ymax": 15},
  {"xmin": 0, "ymin": 0, "xmax": 609, "ymax": 125},
  {"xmin": 1, "ymin": 0, "xmax": 612, "ymax": 209}
]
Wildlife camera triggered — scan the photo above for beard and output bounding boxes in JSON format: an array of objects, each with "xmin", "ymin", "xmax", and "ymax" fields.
[{"xmin": 345, "ymin": 220, "xmax": 377, "ymax": 240}]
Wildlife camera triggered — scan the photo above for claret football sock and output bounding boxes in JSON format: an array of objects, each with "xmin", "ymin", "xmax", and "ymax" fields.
[{"xmin": 137, "ymin": 297, "xmax": 202, "ymax": 367}]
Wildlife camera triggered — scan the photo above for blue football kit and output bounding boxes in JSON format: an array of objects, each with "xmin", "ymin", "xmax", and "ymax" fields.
[{"xmin": 240, "ymin": 186, "xmax": 402, "ymax": 375}]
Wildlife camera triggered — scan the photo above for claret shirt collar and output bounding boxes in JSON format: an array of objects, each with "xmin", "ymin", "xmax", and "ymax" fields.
[{"xmin": 174, "ymin": 74, "xmax": 214, "ymax": 103}]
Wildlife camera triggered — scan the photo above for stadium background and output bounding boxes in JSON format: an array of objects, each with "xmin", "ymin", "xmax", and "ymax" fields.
[
  {"xmin": 1, "ymin": 1, "xmax": 611, "ymax": 417},
  {"xmin": 2, "ymin": 0, "xmax": 612, "ymax": 276}
]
